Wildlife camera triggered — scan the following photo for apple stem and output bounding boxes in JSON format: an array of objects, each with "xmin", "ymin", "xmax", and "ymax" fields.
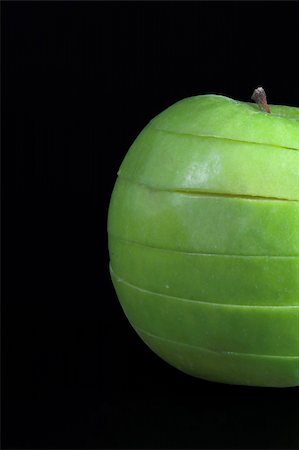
[{"xmin": 251, "ymin": 87, "xmax": 271, "ymax": 113}]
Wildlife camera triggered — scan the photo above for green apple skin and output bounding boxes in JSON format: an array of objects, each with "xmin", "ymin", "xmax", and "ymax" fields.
[{"xmin": 107, "ymin": 95, "xmax": 299, "ymax": 387}]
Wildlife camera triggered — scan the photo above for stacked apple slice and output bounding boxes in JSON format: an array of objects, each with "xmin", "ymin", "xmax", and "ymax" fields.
[{"xmin": 108, "ymin": 95, "xmax": 299, "ymax": 387}]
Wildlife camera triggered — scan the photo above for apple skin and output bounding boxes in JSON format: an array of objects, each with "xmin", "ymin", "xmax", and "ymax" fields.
[{"xmin": 107, "ymin": 95, "xmax": 299, "ymax": 387}]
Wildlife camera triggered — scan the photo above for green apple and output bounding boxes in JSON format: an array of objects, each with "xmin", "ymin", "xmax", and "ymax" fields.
[{"xmin": 107, "ymin": 93, "xmax": 299, "ymax": 387}]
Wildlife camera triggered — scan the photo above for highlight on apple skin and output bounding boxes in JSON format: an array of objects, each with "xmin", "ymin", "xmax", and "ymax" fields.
[{"xmin": 107, "ymin": 91, "xmax": 299, "ymax": 387}]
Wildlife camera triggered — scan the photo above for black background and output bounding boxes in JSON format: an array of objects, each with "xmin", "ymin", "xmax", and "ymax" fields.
[{"xmin": 2, "ymin": 1, "xmax": 299, "ymax": 449}]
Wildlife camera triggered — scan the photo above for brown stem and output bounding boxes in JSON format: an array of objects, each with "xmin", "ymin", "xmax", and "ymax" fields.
[{"xmin": 251, "ymin": 87, "xmax": 271, "ymax": 113}]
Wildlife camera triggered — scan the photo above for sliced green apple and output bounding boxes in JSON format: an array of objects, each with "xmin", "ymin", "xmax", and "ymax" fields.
[{"xmin": 107, "ymin": 93, "xmax": 299, "ymax": 386}]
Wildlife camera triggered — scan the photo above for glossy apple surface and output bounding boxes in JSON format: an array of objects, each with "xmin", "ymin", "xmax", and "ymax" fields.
[{"xmin": 107, "ymin": 94, "xmax": 299, "ymax": 387}]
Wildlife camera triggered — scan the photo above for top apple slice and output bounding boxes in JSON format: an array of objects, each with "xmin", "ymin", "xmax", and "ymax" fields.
[{"xmin": 149, "ymin": 95, "xmax": 299, "ymax": 151}]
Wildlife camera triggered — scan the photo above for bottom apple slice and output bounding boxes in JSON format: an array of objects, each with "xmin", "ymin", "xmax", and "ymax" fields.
[{"xmin": 133, "ymin": 326, "xmax": 299, "ymax": 387}]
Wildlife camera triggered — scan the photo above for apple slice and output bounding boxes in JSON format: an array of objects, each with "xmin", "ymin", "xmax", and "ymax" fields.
[
  {"xmin": 149, "ymin": 95, "xmax": 299, "ymax": 150},
  {"xmin": 134, "ymin": 326, "xmax": 299, "ymax": 388},
  {"xmin": 111, "ymin": 268, "xmax": 299, "ymax": 357},
  {"xmin": 109, "ymin": 237, "xmax": 299, "ymax": 306},
  {"xmin": 108, "ymin": 178, "xmax": 299, "ymax": 256},
  {"xmin": 118, "ymin": 126, "xmax": 299, "ymax": 200}
]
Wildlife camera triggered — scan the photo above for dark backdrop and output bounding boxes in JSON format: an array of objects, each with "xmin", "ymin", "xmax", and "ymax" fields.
[{"xmin": 2, "ymin": 2, "xmax": 299, "ymax": 449}]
